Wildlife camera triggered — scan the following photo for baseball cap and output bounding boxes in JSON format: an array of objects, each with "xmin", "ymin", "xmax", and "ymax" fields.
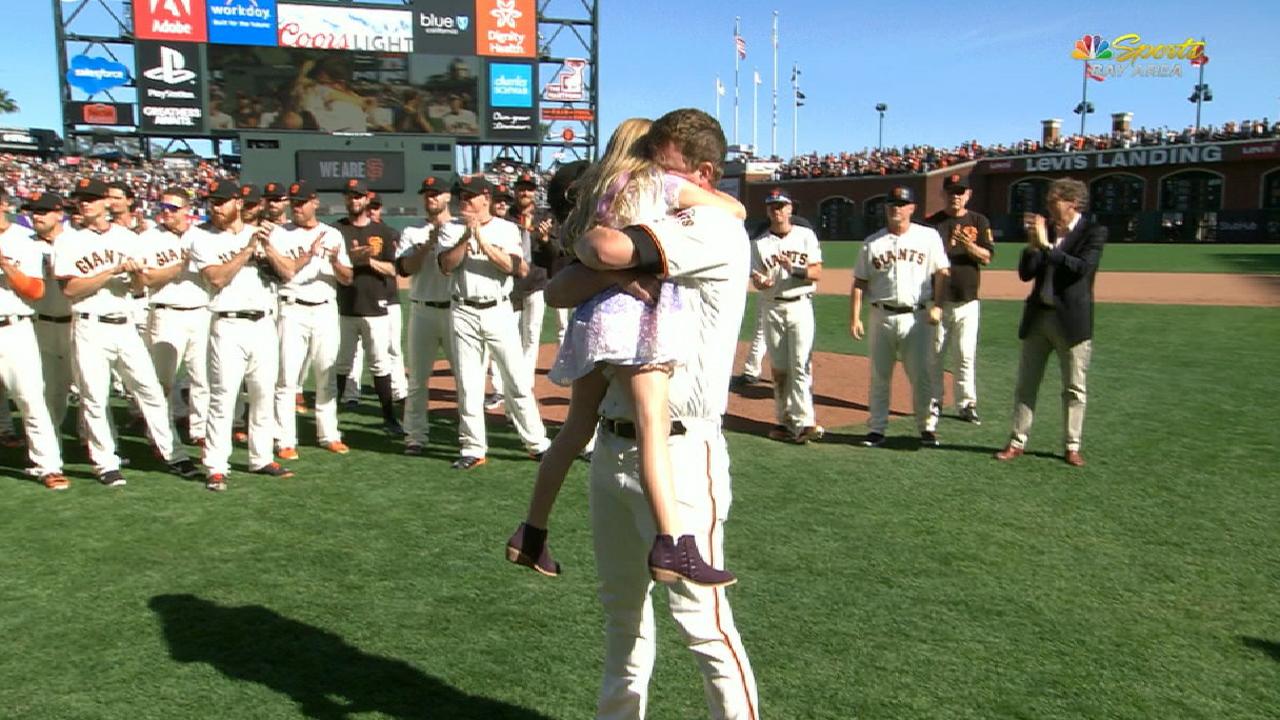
[
  {"xmin": 240, "ymin": 184, "xmax": 263, "ymax": 204},
  {"xmin": 943, "ymin": 173, "xmax": 970, "ymax": 193},
  {"xmin": 23, "ymin": 191, "xmax": 65, "ymax": 212},
  {"xmin": 547, "ymin": 160, "xmax": 589, "ymax": 222},
  {"xmin": 70, "ymin": 177, "xmax": 109, "ymax": 199},
  {"xmin": 367, "ymin": 191, "xmax": 382, "ymax": 209},
  {"xmin": 205, "ymin": 179, "xmax": 243, "ymax": 201},
  {"xmin": 342, "ymin": 178, "xmax": 370, "ymax": 195},
  {"xmin": 453, "ymin": 174, "xmax": 494, "ymax": 196},
  {"xmin": 417, "ymin": 172, "xmax": 456, "ymax": 194},
  {"xmin": 492, "ymin": 184, "xmax": 514, "ymax": 202},
  {"xmin": 287, "ymin": 180, "xmax": 317, "ymax": 201},
  {"xmin": 262, "ymin": 181, "xmax": 288, "ymax": 199},
  {"xmin": 886, "ymin": 186, "xmax": 916, "ymax": 206},
  {"xmin": 764, "ymin": 188, "xmax": 792, "ymax": 205},
  {"xmin": 513, "ymin": 171, "xmax": 538, "ymax": 189}
]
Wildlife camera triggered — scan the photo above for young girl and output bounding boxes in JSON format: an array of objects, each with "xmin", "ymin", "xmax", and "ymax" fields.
[{"xmin": 505, "ymin": 118, "xmax": 745, "ymax": 587}]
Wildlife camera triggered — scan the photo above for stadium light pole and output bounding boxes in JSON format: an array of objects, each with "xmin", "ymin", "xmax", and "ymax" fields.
[
  {"xmin": 875, "ymin": 103, "xmax": 887, "ymax": 151},
  {"xmin": 1188, "ymin": 43, "xmax": 1211, "ymax": 142},
  {"xmin": 1074, "ymin": 61, "xmax": 1094, "ymax": 136}
]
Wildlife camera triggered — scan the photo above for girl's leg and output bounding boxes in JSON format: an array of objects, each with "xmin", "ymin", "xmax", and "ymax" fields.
[{"xmin": 620, "ymin": 366, "xmax": 677, "ymax": 536}]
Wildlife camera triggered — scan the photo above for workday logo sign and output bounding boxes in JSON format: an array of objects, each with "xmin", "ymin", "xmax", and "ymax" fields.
[
  {"xmin": 489, "ymin": 62, "xmax": 532, "ymax": 108},
  {"xmin": 208, "ymin": 0, "xmax": 278, "ymax": 46}
]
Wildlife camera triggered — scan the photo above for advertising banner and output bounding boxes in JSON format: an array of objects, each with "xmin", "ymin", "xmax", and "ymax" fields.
[
  {"xmin": 276, "ymin": 4, "xmax": 413, "ymax": 53},
  {"xmin": 543, "ymin": 58, "xmax": 587, "ymax": 101},
  {"xmin": 208, "ymin": 0, "xmax": 278, "ymax": 46},
  {"xmin": 485, "ymin": 60, "xmax": 537, "ymax": 141},
  {"xmin": 296, "ymin": 150, "xmax": 405, "ymax": 192},
  {"xmin": 136, "ymin": 41, "xmax": 207, "ymax": 133},
  {"xmin": 134, "ymin": 0, "xmax": 208, "ymax": 43},
  {"xmin": 411, "ymin": 0, "xmax": 475, "ymax": 55},
  {"xmin": 66, "ymin": 54, "xmax": 131, "ymax": 95},
  {"xmin": 475, "ymin": 0, "xmax": 536, "ymax": 57},
  {"xmin": 67, "ymin": 102, "xmax": 137, "ymax": 127}
]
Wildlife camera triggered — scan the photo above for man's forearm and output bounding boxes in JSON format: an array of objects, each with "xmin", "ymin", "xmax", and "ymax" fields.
[
  {"xmin": 62, "ymin": 268, "xmax": 118, "ymax": 300},
  {"xmin": 546, "ymin": 263, "xmax": 625, "ymax": 308}
]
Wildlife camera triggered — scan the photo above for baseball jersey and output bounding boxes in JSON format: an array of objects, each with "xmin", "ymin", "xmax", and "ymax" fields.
[
  {"xmin": 336, "ymin": 219, "xmax": 398, "ymax": 316},
  {"xmin": 53, "ymin": 224, "xmax": 143, "ymax": 316},
  {"xmin": 30, "ymin": 237, "xmax": 72, "ymax": 317},
  {"xmin": 751, "ymin": 224, "xmax": 823, "ymax": 301},
  {"xmin": 597, "ymin": 206, "xmax": 750, "ymax": 423},
  {"xmin": 927, "ymin": 209, "xmax": 994, "ymax": 303},
  {"xmin": 271, "ymin": 221, "xmax": 350, "ymax": 304},
  {"xmin": 854, "ymin": 223, "xmax": 950, "ymax": 307},
  {"xmin": 438, "ymin": 216, "xmax": 523, "ymax": 301},
  {"xmin": 0, "ymin": 224, "xmax": 42, "ymax": 316},
  {"xmin": 189, "ymin": 223, "xmax": 276, "ymax": 313},
  {"xmin": 139, "ymin": 224, "xmax": 209, "ymax": 308},
  {"xmin": 398, "ymin": 221, "xmax": 459, "ymax": 303}
]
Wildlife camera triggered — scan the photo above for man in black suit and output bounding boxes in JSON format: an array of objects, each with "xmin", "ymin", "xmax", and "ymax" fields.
[{"xmin": 995, "ymin": 178, "xmax": 1106, "ymax": 467}]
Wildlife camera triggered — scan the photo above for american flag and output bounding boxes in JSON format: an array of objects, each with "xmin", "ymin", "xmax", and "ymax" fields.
[{"xmin": 735, "ymin": 35, "xmax": 747, "ymax": 60}]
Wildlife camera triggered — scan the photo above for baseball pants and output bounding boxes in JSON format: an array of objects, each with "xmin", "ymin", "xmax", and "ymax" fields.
[
  {"xmin": 387, "ymin": 304, "xmax": 407, "ymax": 400},
  {"xmin": 765, "ymin": 298, "xmax": 817, "ymax": 432},
  {"xmin": 866, "ymin": 306, "xmax": 938, "ymax": 435},
  {"xmin": 403, "ymin": 302, "xmax": 453, "ymax": 446},
  {"xmin": 337, "ymin": 315, "xmax": 394, "ymax": 380},
  {"xmin": 203, "ymin": 315, "xmax": 278, "ymax": 476},
  {"xmin": 742, "ymin": 307, "xmax": 767, "ymax": 378},
  {"xmin": 0, "ymin": 319, "xmax": 62, "ymax": 474},
  {"xmin": 72, "ymin": 317, "xmax": 187, "ymax": 475},
  {"xmin": 931, "ymin": 299, "xmax": 981, "ymax": 411},
  {"xmin": 491, "ymin": 289, "xmax": 544, "ymax": 398},
  {"xmin": 34, "ymin": 318, "xmax": 75, "ymax": 430},
  {"xmin": 147, "ymin": 306, "xmax": 210, "ymax": 442},
  {"xmin": 589, "ymin": 420, "xmax": 759, "ymax": 720},
  {"xmin": 554, "ymin": 307, "xmax": 570, "ymax": 348},
  {"xmin": 1009, "ymin": 309, "xmax": 1091, "ymax": 452},
  {"xmin": 0, "ymin": 382, "xmax": 11, "ymax": 436},
  {"xmin": 449, "ymin": 301, "xmax": 549, "ymax": 458},
  {"xmin": 275, "ymin": 301, "xmax": 342, "ymax": 449}
]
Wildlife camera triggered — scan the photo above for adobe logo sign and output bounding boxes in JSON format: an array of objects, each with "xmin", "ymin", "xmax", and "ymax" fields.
[{"xmin": 134, "ymin": 0, "xmax": 208, "ymax": 42}]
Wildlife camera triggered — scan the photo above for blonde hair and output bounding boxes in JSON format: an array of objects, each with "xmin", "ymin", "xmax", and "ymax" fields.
[{"xmin": 561, "ymin": 117, "xmax": 658, "ymax": 249}]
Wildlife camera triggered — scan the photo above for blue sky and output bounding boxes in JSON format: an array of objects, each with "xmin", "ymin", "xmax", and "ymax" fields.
[{"xmin": 3, "ymin": 0, "xmax": 1278, "ymax": 157}]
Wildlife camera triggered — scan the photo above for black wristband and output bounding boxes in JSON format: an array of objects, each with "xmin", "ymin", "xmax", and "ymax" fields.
[
  {"xmin": 622, "ymin": 225, "xmax": 664, "ymax": 275},
  {"xmin": 790, "ymin": 265, "xmax": 808, "ymax": 280}
]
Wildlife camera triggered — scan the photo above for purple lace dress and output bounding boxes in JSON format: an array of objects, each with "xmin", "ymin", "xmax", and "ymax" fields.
[{"xmin": 548, "ymin": 170, "xmax": 691, "ymax": 387}]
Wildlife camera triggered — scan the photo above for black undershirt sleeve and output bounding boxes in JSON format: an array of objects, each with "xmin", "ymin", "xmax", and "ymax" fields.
[{"xmin": 622, "ymin": 225, "xmax": 663, "ymax": 274}]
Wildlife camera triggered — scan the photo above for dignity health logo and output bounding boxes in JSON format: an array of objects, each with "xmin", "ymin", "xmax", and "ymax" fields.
[{"xmin": 1071, "ymin": 33, "xmax": 1207, "ymax": 81}]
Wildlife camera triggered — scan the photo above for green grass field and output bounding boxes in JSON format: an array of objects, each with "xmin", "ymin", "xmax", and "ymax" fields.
[
  {"xmin": 2, "ymin": 290, "xmax": 1278, "ymax": 717},
  {"xmin": 818, "ymin": 242, "xmax": 1280, "ymax": 274}
]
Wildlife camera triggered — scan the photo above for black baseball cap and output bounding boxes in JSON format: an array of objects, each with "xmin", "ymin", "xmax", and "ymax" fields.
[
  {"xmin": 205, "ymin": 179, "xmax": 243, "ymax": 201},
  {"xmin": 492, "ymin": 184, "xmax": 514, "ymax": 202},
  {"xmin": 367, "ymin": 191, "xmax": 382, "ymax": 209},
  {"xmin": 23, "ymin": 191, "xmax": 66, "ymax": 212},
  {"xmin": 288, "ymin": 180, "xmax": 317, "ymax": 201},
  {"xmin": 417, "ymin": 172, "xmax": 455, "ymax": 194},
  {"xmin": 764, "ymin": 188, "xmax": 792, "ymax": 205},
  {"xmin": 513, "ymin": 171, "xmax": 538, "ymax": 189},
  {"xmin": 453, "ymin": 174, "xmax": 494, "ymax": 196},
  {"xmin": 547, "ymin": 160, "xmax": 589, "ymax": 222},
  {"xmin": 262, "ymin": 181, "xmax": 288, "ymax": 199},
  {"xmin": 70, "ymin": 177, "xmax": 109, "ymax": 199},
  {"xmin": 239, "ymin": 184, "xmax": 263, "ymax": 204},
  {"xmin": 886, "ymin": 186, "xmax": 917, "ymax": 206},
  {"xmin": 943, "ymin": 173, "xmax": 970, "ymax": 193},
  {"xmin": 342, "ymin": 178, "xmax": 370, "ymax": 195}
]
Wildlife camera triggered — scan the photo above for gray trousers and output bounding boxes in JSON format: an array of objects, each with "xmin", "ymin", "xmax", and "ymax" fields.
[{"xmin": 1009, "ymin": 309, "xmax": 1092, "ymax": 452}]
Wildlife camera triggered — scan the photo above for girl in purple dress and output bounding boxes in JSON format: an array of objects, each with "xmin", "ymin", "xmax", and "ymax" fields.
[{"xmin": 506, "ymin": 118, "xmax": 745, "ymax": 586}]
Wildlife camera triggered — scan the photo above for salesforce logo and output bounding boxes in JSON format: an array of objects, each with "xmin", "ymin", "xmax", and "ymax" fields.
[
  {"xmin": 67, "ymin": 55, "xmax": 131, "ymax": 94},
  {"xmin": 489, "ymin": 63, "xmax": 532, "ymax": 108}
]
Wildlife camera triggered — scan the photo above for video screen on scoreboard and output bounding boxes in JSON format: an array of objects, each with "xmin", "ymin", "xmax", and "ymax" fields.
[{"xmin": 207, "ymin": 45, "xmax": 481, "ymax": 136}]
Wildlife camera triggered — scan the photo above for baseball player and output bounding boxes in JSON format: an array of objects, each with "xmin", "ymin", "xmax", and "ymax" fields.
[
  {"xmin": 928, "ymin": 174, "xmax": 994, "ymax": 425},
  {"xmin": 106, "ymin": 181, "xmax": 150, "ymax": 233},
  {"xmin": 437, "ymin": 174, "xmax": 549, "ymax": 469},
  {"xmin": 849, "ymin": 186, "xmax": 950, "ymax": 448},
  {"xmin": 732, "ymin": 215, "xmax": 813, "ymax": 389},
  {"xmin": 334, "ymin": 179, "xmax": 404, "ymax": 435},
  {"xmin": 271, "ymin": 180, "xmax": 353, "ymax": 460},
  {"xmin": 137, "ymin": 186, "xmax": 212, "ymax": 445},
  {"xmin": 483, "ymin": 184, "xmax": 515, "ymax": 411},
  {"xmin": 191, "ymin": 179, "xmax": 297, "ymax": 491},
  {"xmin": 55, "ymin": 178, "xmax": 198, "ymax": 486},
  {"xmin": 492, "ymin": 173, "xmax": 552, "ymax": 410},
  {"xmin": 261, "ymin": 182, "xmax": 309, "ymax": 416},
  {"xmin": 23, "ymin": 192, "xmax": 77, "ymax": 431},
  {"xmin": 396, "ymin": 173, "xmax": 457, "ymax": 455},
  {"xmin": 0, "ymin": 189, "xmax": 66, "ymax": 489},
  {"xmin": 369, "ymin": 192, "xmax": 408, "ymax": 403},
  {"xmin": 751, "ymin": 188, "xmax": 824, "ymax": 443}
]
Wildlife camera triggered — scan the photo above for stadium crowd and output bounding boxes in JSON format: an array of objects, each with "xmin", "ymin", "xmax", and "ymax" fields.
[{"xmin": 2, "ymin": 153, "xmax": 236, "ymax": 212}]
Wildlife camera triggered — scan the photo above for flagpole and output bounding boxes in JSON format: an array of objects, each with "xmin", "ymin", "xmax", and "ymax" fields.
[
  {"xmin": 715, "ymin": 75, "xmax": 722, "ymax": 120},
  {"xmin": 753, "ymin": 68, "xmax": 759, "ymax": 153},
  {"xmin": 791, "ymin": 62, "xmax": 799, "ymax": 158},
  {"xmin": 733, "ymin": 16, "xmax": 741, "ymax": 146},
  {"xmin": 771, "ymin": 11, "xmax": 778, "ymax": 158}
]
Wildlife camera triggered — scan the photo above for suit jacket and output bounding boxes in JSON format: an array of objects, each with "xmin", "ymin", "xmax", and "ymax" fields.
[{"xmin": 1017, "ymin": 217, "xmax": 1107, "ymax": 345}]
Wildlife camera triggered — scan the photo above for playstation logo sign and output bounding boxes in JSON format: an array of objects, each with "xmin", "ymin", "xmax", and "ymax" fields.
[{"xmin": 143, "ymin": 46, "xmax": 196, "ymax": 84}]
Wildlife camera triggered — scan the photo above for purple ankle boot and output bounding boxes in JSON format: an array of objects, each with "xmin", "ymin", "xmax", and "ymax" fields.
[
  {"xmin": 505, "ymin": 522, "xmax": 561, "ymax": 577},
  {"xmin": 648, "ymin": 534, "xmax": 737, "ymax": 587}
]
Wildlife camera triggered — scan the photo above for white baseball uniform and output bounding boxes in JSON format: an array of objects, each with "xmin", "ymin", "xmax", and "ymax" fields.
[
  {"xmin": 752, "ymin": 224, "xmax": 822, "ymax": 433},
  {"xmin": 590, "ymin": 205, "xmax": 759, "ymax": 720},
  {"xmin": 55, "ymin": 224, "xmax": 188, "ymax": 475},
  {"xmin": 30, "ymin": 234, "xmax": 76, "ymax": 428},
  {"xmin": 270, "ymin": 221, "xmax": 350, "ymax": 449},
  {"xmin": 398, "ymin": 220, "xmax": 458, "ymax": 446},
  {"xmin": 139, "ymin": 223, "xmax": 212, "ymax": 442},
  {"xmin": 854, "ymin": 222, "xmax": 950, "ymax": 435},
  {"xmin": 439, "ymin": 217, "xmax": 549, "ymax": 458},
  {"xmin": 0, "ymin": 224, "xmax": 63, "ymax": 475},
  {"xmin": 191, "ymin": 223, "xmax": 278, "ymax": 476}
]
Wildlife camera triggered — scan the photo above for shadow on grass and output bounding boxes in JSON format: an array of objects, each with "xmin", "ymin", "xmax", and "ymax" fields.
[
  {"xmin": 149, "ymin": 594, "xmax": 553, "ymax": 720},
  {"xmin": 1211, "ymin": 252, "xmax": 1280, "ymax": 275},
  {"xmin": 1241, "ymin": 636, "xmax": 1280, "ymax": 662}
]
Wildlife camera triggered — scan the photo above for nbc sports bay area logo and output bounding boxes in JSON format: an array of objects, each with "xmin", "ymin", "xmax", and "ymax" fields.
[
  {"xmin": 1071, "ymin": 33, "xmax": 1207, "ymax": 80},
  {"xmin": 489, "ymin": 63, "xmax": 532, "ymax": 108}
]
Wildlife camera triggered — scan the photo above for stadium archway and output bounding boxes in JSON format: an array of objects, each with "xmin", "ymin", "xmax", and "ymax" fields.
[
  {"xmin": 863, "ymin": 195, "xmax": 887, "ymax": 237},
  {"xmin": 1090, "ymin": 172, "xmax": 1145, "ymax": 243},
  {"xmin": 818, "ymin": 196, "xmax": 856, "ymax": 240},
  {"xmin": 1005, "ymin": 177, "xmax": 1050, "ymax": 239},
  {"xmin": 1158, "ymin": 169, "xmax": 1224, "ymax": 242}
]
